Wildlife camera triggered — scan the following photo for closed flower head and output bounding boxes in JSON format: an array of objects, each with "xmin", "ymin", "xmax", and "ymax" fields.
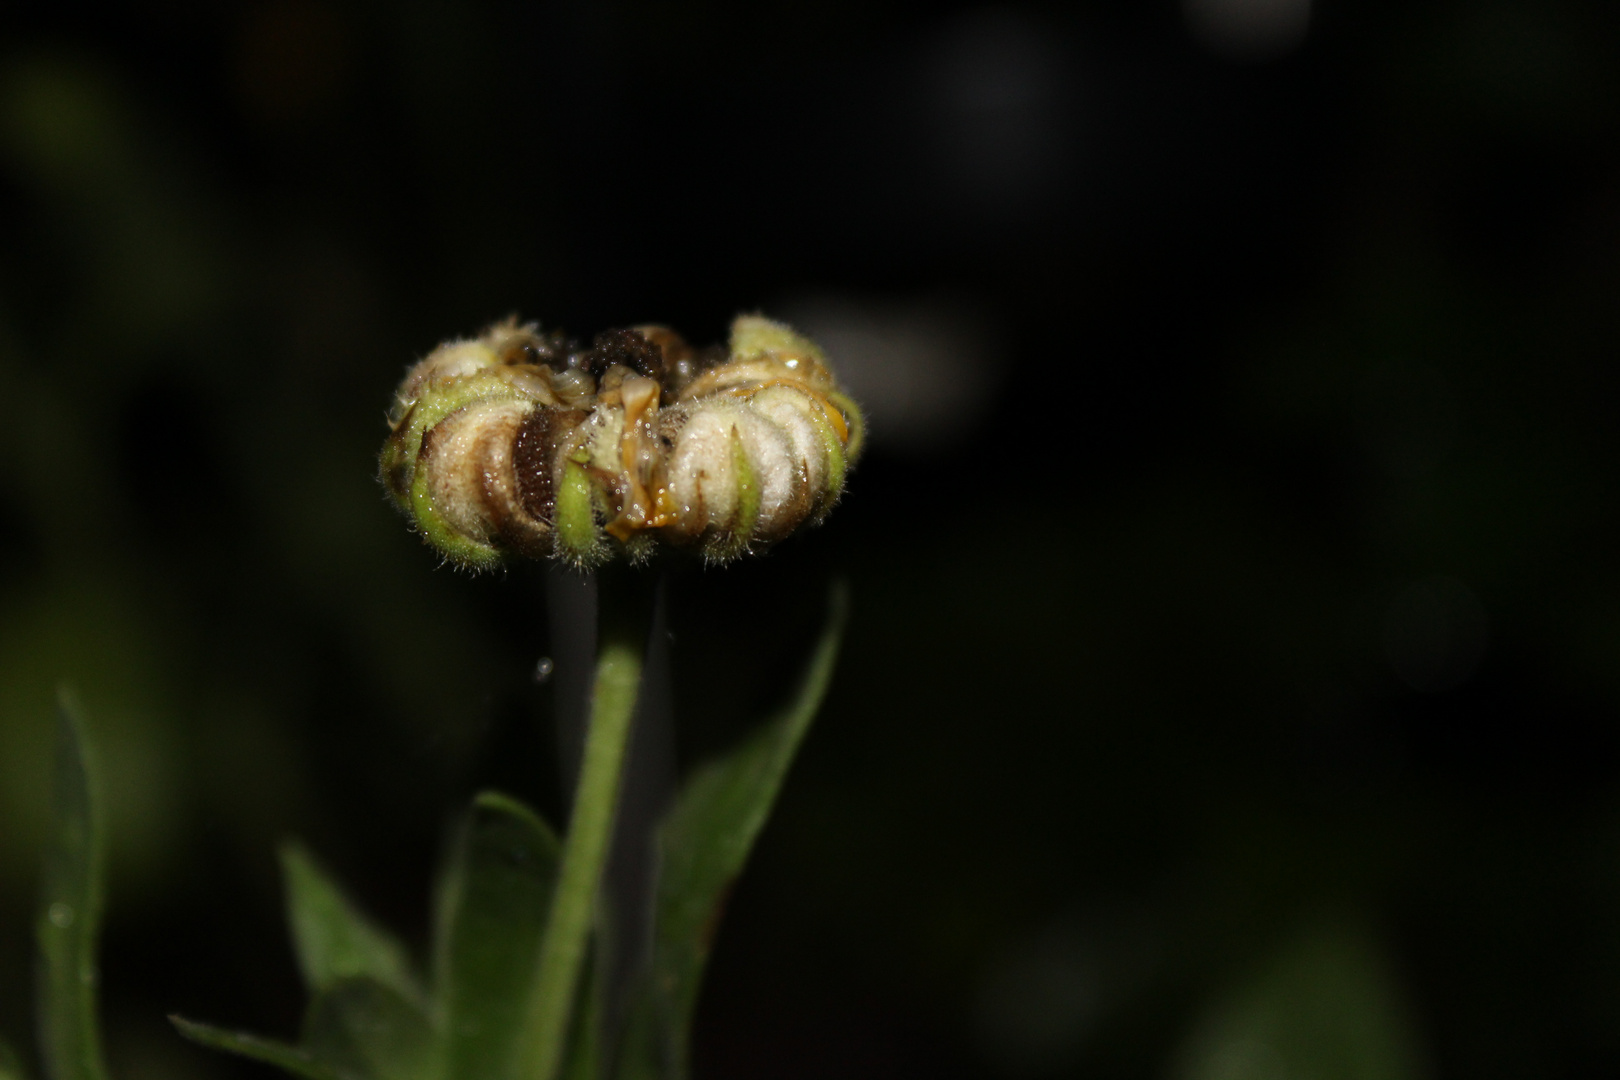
[{"xmin": 380, "ymin": 315, "xmax": 864, "ymax": 569}]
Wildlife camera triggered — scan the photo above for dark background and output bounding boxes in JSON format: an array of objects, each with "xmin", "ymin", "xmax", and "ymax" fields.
[{"xmin": 3, "ymin": 0, "xmax": 1620, "ymax": 1077}]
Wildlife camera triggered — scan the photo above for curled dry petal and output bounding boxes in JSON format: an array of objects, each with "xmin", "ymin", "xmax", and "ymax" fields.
[{"xmin": 379, "ymin": 315, "xmax": 863, "ymax": 569}]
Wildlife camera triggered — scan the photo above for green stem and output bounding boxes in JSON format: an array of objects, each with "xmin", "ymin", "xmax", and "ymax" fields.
[{"xmin": 522, "ymin": 629, "xmax": 644, "ymax": 1080}]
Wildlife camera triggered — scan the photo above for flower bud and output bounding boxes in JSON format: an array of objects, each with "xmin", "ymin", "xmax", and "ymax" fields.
[{"xmin": 380, "ymin": 315, "xmax": 863, "ymax": 568}]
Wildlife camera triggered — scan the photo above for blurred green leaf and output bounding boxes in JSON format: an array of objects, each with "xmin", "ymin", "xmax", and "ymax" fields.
[
  {"xmin": 557, "ymin": 952, "xmax": 601, "ymax": 1080},
  {"xmin": 431, "ymin": 792, "xmax": 560, "ymax": 1080},
  {"xmin": 302, "ymin": 978, "xmax": 440, "ymax": 1080},
  {"xmin": 643, "ymin": 582, "xmax": 848, "ymax": 1076},
  {"xmin": 0, "ymin": 1037, "xmax": 29, "ymax": 1080},
  {"xmin": 608, "ymin": 989, "xmax": 659, "ymax": 1080},
  {"xmin": 36, "ymin": 688, "xmax": 109, "ymax": 1080},
  {"xmin": 1174, "ymin": 917, "xmax": 1428, "ymax": 1080},
  {"xmin": 169, "ymin": 1017, "xmax": 354, "ymax": 1080},
  {"xmin": 281, "ymin": 842, "xmax": 423, "ymax": 1005}
]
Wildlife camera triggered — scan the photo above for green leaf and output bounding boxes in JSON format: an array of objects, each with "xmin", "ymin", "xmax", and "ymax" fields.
[
  {"xmin": 0, "ymin": 1037, "xmax": 30, "ymax": 1080},
  {"xmin": 281, "ymin": 842, "xmax": 423, "ymax": 1005},
  {"xmin": 37, "ymin": 688, "xmax": 110, "ymax": 1080},
  {"xmin": 169, "ymin": 1017, "xmax": 355, "ymax": 1080},
  {"xmin": 1173, "ymin": 916, "xmax": 1428, "ymax": 1080},
  {"xmin": 645, "ymin": 583, "xmax": 848, "ymax": 1076},
  {"xmin": 608, "ymin": 989, "xmax": 661, "ymax": 1080},
  {"xmin": 431, "ymin": 792, "xmax": 560, "ymax": 1080},
  {"xmin": 302, "ymin": 979, "xmax": 440, "ymax": 1080}
]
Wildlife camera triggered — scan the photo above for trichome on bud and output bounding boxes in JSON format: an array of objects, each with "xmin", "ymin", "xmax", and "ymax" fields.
[{"xmin": 380, "ymin": 315, "xmax": 864, "ymax": 569}]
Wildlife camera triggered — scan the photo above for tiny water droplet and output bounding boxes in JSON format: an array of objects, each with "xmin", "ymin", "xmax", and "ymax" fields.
[
  {"xmin": 48, "ymin": 902, "xmax": 74, "ymax": 928},
  {"xmin": 533, "ymin": 657, "xmax": 555, "ymax": 684}
]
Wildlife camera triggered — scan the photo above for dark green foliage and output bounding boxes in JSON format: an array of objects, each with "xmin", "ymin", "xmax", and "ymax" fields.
[
  {"xmin": 1175, "ymin": 919, "xmax": 1426, "ymax": 1080},
  {"xmin": 19, "ymin": 549, "xmax": 848, "ymax": 1080},
  {"xmin": 168, "ymin": 1020, "xmax": 353, "ymax": 1080},
  {"xmin": 172, "ymin": 793, "xmax": 569, "ymax": 1080},
  {"xmin": 15, "ymin": 597, "xmax": 843, "ymax": 1080},
  {"xmin": 281, "ymin": 844, "xmax": 426, "ymax": 1007},
  {"xmin": 635, "ymin": 584, "xmax": 849, "ymax": 1077},
  {"xmin": 0, "ymin": 1034, "xmax": 28, "ymax": 1080},
  {"xmin": 433, "ymin": 794, "xmax": 560, "ymax": 1080},
  {"xmin": 36, "ymin": 691, "xmax": 108, "ymax": 1080},
  {"xmin": 175, "ymin": 590, "xmax": 847, "ymax": 1079},
  {"xmin": 302, "ymin": 979, "xmax": 440, "ymax": 1080}
]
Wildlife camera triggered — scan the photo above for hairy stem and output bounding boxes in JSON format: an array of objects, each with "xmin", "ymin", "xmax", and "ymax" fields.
[{"xmin": 520, "ymin": 603, "xmax": 645, "ymax": 1080}]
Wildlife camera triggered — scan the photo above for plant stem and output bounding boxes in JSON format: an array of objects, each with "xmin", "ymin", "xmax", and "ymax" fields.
[
  {"xmin": 522, "ymin": 613, "xmax": 645, "ymax": 1080},
  {"xmin": 597, "ymin": 575, "xmax": 675, "ymax": 1065}
]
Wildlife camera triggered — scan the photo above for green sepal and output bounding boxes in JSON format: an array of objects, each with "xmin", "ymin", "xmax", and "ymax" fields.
[
  {"xmin": 728, "ymin": 315, "xmax": 825, "ymax": 363},
  {"xmin": 37, "ymin": 688, "xmax": 110, "ymax": 1080},
  {"xmin": 555, "ymin": 458, "xmax": 609, "ymax": 568},
  {"xmin": 302, "ymin": 979, "xmax": 440, "ymax": 1080},
  {"xmin": 431, "ymin": 792, "xmax": 560, "ymax": 1080},
  {"xmin": 706, "ymin": 427, "xmax": 759, "ymax": 563},
  {"xmin": 411, "ymin": 527, "xmax": 503, "ymax": 572},
  {"xmin": 637, "ymin": 583, "xmax": 848, "ymax": 1075},
  {"xmin": 824, "ymin": 391, "xmax": 864, "ymax": 464},
  {"xmin": 391, "ymin": 374, "xmax": 524, "ymax": 569},
  {"xmin": 406, "ymin": 479, "xmax": 504, "ymax": 571},
  {"xmin": 280, "ymin": 842, "xmax": 424, "ymax": 1007},
  {"xmin": 379, "ymin": 371, "xmax": 519, "ymax": 509},
  {"xmin": 0, "ymin": 1037, "xmax": 29, "ymax": 1080},
  {"xmin": 801, "ymin": 401, "xmax": 847, "ymax": 521},
  {"xmin": 169, "ymin": 1017, "xmax": 356, "ymax": 1080},
  {"xmin": 622, "ymin": 532, "xmax": 659, "ymax": 566}
]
